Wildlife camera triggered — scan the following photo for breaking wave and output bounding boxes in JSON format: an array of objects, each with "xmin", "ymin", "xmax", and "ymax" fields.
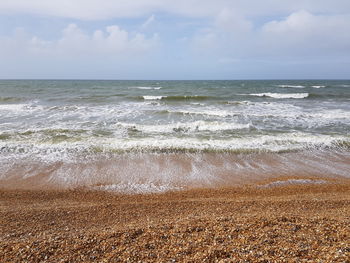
[
  {"xmin": 131, "ymin": 86, "xmax": 162, "ymax": 90},
  {"xmin": 1, "ymin": 79, "xmax": 350, "ymax": 193},
  {"xmin": 277, "ymin": 85, "xmax": 305, "ymax": 88},
  {"xmin": 141, "ymin": 95, "xmax": 213, "ymax": 101},
  {"xmin": 114, "ymin": 121, "xmax": 250, "ymax": 134},
  {"xmin": 1, "ymin": 132, "xmax": 349, "ymax": 160},
  {"xmin": 0, "ymin": 97, "xmax": 22, "ymax": 103},
  {"xmin": 247, "ymin": 93, "xmax": 309, "ymax": 99}
]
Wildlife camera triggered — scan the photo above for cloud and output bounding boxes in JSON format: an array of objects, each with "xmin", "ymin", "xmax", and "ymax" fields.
[
  {"xmin": 0, "ymin": 23, "xmax": 160, "ymax": 59},
  {"xmin": 0, "ymin": 23, "xmax": 161, "ymax": 79},
  {"xmin": 59, "ymin": 24, "xmax": 159, "ymax": 55},
  {"xmin": 191, "ymin": 8, "xmax": 254, "ymax": 58},
  {"xmin": 1, "ymin": 1, "xmax": 350, "ymax": 78},
  {"xmin": 1, "ymin": 0, "xmax": 350, "ymax": 20},
  {"xmin": 261, "ymin": 10, "xmax": 350, "ymax": 54},
  {"xmin": 141, "ymin": 14, "xmax": 156, "ymax": 29},
  {"xmin": 191, "ymin": 9, "xmax": 350, "ymax": 59},
  {"xmin": 215, "ymin": 8, "xmax": 252, "ymax": 34}
]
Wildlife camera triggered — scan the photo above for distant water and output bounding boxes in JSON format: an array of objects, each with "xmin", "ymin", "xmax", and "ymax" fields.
[{"xmin": 1, "ymin": 80, "xmax": 349, "ymax": 193}]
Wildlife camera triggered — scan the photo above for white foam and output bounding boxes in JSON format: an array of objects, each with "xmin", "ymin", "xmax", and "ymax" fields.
[
  {"xmin": 312, "ymin": 85, "xmax": 326, "ymax": 89},
  {"xmin": 91, "ymin": 183, "xmax": 182, "ymax": 194},
  {"xmin": 0, "ymin": 104, "xmax": 26, "ymax": 111},
  {"xmin": 226, "ymin": 101, "xmax": 350, "ymax": 127},
  {"xmin": 168, "ymin": 109, "xmax": 232, "ymax": 117},
  {"xmin": 277, "ymin": 85, "xmax": 305, "ymax": 88},
  {"xmin": 0, "ymin": 132, "xmax": 341, "ymax": 165},
  {"xmin": 2, "ymin": 128, "xmax": 348, "ymax": 163},
  {"xmin": 115, "ymin": 121, "xmax": 250, "ymax": 134},
  {"xmin": 226, "ymin": 100, "xmax": 251, "ymax": 105},
  {"xmin": 248, "ymin": 93, "xmax": 309, "ymax": 99},
  {"xmin": 1, "ymin": 148, "xmax": 349, "ymax": 194},
  {"xmin": 132, "ymin": 86, "xmax": 162, "ymax": 90},
  {"xmin": 0, "ymin": 103, "xmax": 43, "ymax": 113},
  {"xmin": 312, "ymin": 109, "xmax": 350, "ymax": 119},
  {"xmin": 143, "ymin": 96, "xmax": 165, "ymax": 100},
  {"xmin": 102, "ymin": 132, "xmax": 344, "ymax": 153},
  {"xmin": 260, "ymin": 179, "xmax": 327, "ymax": 188}
]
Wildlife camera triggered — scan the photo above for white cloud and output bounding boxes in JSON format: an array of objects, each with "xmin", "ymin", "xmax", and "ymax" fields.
[
  {"xmin": 0, "ymin": 23, "xmax": 160, "ymax": 59},
  {"xmin": 1, "ymin": 1, "xmax": 350, "ymax": 78},
  {"xmin": 191, "ymin": 9, "xmax": 350, "ymax": 59},
  {"xmin": 0, "ymin": 23, "xmax": 162, "ymax": 79},
  {"xmin": 260, "ymin": 10, "xmax": 350, "ymax": 56},
  {"xmin": 191, "ymin": 8, "xmax": 254, "ymax": 57}
]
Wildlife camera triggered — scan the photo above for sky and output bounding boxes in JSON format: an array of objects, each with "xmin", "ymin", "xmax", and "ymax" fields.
[{"xmin": 0, "ymin": 0, "xmax": 350, "ymax": 79}]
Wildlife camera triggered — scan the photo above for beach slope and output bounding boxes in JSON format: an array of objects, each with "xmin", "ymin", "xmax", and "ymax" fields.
[{"xmin": 1, "ymin": 183, "xmax": 350, "ymax": 262}]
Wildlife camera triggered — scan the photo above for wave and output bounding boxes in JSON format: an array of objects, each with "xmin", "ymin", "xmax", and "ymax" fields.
[
  {"xmin": 142, "ymin": 96, "xmax": 164, "ymax": 100},
  {"xmin": 1, "ymin": 133, "xmax": 349, "ymax": 159},
  {"xmin": 141, "ymin": 95, "xmax": 213, "ymax": 101},
  {"xmin": 306, "ymin": 93, "xmax": 350, "ymax": 99},
  {"xmin": 1, "ymin": 144, "xmax": 349, "ymax": 193},
  {"xmin": 312, "ymin": 110, "xmax": 350, "ymax": 120},
  {"xmin": 0, "ymin": 104, "xmax": 26, "ymax": 111},
  {"xmin": 166, "ymin": 109, "xmax": 233, "ymax": 117},
  {"xmin": 277, "ymin": 85, "xmax": 305, "ymax": 88},
  {"xmin": 223, "ymin": 100, "xmax": 251, "ymax": 105},
  {"xmin": 0, "ymin": 103, "xmax": 43, "ymax": 113},
  {"xmin": 115, "ymin": 121, "xmax": 250, "ymax": 134},
  {"xmin": 168, "ymin": 104, "xmax": 350, "ymax": 121},
  {"xmin": 165, "ymin": 95, "xmax": 212, "ymax": 101},
  {"xmin": 311, "ymin": 85, "xmax": 326, "ymax": 89},
  {"xmin": 0, "ymin": 97, "xmax": 22, "ymax": 103},
  {"xmin": 131, "ymin": 86, "xmax": 162, "ymax": 90},
  {"xmin": 248, "ymin": 93, "xmax": 309, "ymax": 99}
]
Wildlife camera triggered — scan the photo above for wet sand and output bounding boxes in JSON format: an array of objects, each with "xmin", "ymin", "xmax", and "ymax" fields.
[{"xmin": 1, "ymin": 182, "xmax": 350, "ymax": 262}]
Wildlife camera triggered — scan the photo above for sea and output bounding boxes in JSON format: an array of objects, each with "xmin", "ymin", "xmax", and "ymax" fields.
[{"xmin": 0, "ymin": 80, "xmax": 349, "ymax": 193}]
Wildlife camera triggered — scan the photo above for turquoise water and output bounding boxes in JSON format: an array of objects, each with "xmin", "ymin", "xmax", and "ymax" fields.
[{"xmin": 1, "ymin": 80, "xmax": 349, "ymax": 192}]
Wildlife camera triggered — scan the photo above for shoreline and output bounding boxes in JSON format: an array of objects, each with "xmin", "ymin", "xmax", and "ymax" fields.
[
  {"xmin": 2, "ymin": 149, "xmax": 350, "ymax": 193},
  {"xmin": 1, "ymin": 182, "xmax": 350, "ymax": 262}
]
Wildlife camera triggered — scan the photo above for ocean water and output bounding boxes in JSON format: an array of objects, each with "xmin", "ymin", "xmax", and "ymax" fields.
[{"xmin": 0, "ymin": 80, "xmax": 349, "ymax": 193}]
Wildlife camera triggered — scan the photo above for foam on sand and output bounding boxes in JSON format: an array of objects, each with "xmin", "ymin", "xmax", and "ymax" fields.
[
  {"xmin": 1, "ymin": 149, "xmax": 349, "ymax": 194},
  {"xmin": 259, "ymin": 179, "xmax": 327, "ymax": 188}
]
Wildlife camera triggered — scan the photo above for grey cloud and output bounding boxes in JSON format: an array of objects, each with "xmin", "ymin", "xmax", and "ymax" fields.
[{"xmin": 0, "ymin": 0, "xmax": 350, "ymax": 20}]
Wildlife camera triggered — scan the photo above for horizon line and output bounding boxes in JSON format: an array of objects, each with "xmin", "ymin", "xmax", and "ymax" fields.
[{"xmin": 1, "ymin": 78, "xmax": 350, "ymax": 81}]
